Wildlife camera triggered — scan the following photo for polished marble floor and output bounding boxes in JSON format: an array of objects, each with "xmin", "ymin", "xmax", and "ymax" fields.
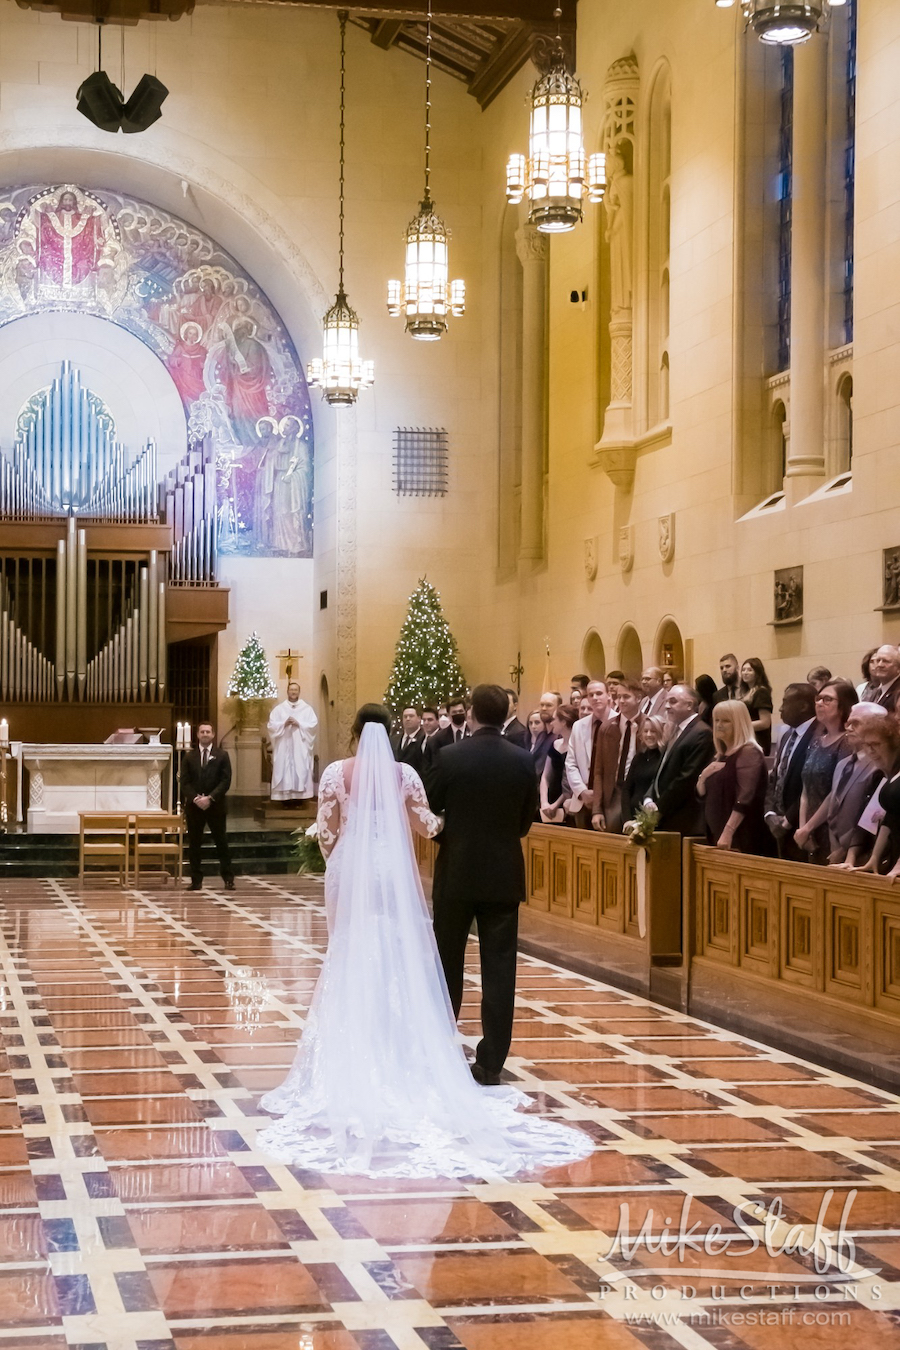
[{"xmin": 0, "ymin": 874, "xmax": 897, "ymax": 1349}]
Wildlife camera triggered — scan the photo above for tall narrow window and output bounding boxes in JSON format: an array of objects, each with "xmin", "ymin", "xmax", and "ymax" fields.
[
  {"xmin": 646, "ymin": 64, "xmax": 671, "ymax": 430},
  {"xmin": 843, "ymin": 0, "xmax": 856, "ymax": 346},
  {"xmin": 836, "ymin": 374, "xmax": 853, "ymax": 472},
  {"xmin": 776, "ymin": 48, "xmax": 794, "ymax": 374}
]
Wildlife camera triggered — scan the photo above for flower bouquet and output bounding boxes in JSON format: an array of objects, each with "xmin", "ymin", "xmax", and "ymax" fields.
[
  {"xmin": 293, "ymin": 821, "xmax": 326, "ymax": 875},
  {"xmin": 622, "ymin": 800, "xmax": 660, "ymax": 850}
]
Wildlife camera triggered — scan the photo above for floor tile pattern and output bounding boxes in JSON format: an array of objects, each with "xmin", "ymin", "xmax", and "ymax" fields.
[{"xmin": 0, "ymin": 874, "xmax": 896, "ymax": 1348}]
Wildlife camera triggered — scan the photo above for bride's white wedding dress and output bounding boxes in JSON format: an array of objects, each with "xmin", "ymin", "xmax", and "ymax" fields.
[{"xmin": 256, "ymin": 722, "xmax": 594, "ymax": 1179}]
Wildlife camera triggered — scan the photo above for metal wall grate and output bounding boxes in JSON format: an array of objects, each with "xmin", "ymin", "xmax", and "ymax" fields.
[{"xmin": 393, "ymin": 428, "xmax": 448, "ymax": 497}]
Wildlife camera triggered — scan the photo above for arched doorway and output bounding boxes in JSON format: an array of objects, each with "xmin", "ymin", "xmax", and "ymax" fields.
[
  {"xmin": 616, "ymin": 624, "xmax": 643, "ymax": 680},
  {"xmin": 654, "ymin": 617, "xmax": 685, "ymax": 682},
  {"xmin": 581, "ymin": 629, "xmax": 606, "ymax": 679}
]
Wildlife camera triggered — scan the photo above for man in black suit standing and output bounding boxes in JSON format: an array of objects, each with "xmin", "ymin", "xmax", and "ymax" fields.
[
  {"xmin": 501, "ymin": 688, "xmax": 529, "ymax": 747},
  {"xmin": 180, "ymin": 721, "xmax": 235, "ymax": 892},
  {"xmin": 764, "ymin": 682, "xmax": 817, "ymax": 860},
  {"xmin": 428, "ymin": 684, "xmax": 539, "ymax": 1085},
  {"xmin": 422, "ymin": 694, "xmax": 470, "ymax": 786},
  {"xmin": 391, "ymin": 706, "xmax": 426, "ymax": 775},
  {"xmin": 648, "ymin": 684, "xmax": 714, "ymax": 834}
]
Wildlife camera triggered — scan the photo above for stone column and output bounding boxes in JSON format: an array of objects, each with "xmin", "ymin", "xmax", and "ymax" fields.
[
  {"xmin": 786, "ymin": 37, "xmax": 828, "ymax": 499},
  {"xmin": 516, "ymin": 224, "xmax": 548, "ymax": 562}
]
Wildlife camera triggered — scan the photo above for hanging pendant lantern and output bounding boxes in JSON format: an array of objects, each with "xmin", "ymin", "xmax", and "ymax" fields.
[
  {"xmin": 308, "ymin": 11, "xmax": 373, "ymax": 405},
  {"xmin": 718, "ymin": 1, "xmax": 844, "ymax": 46},
  {"xmin": 506, "ymin": 5, "xmax": 606, "ymax": 233},
  {"xmin": 387, "ymin": 0, "xmax": 464, "ymax": 340}
]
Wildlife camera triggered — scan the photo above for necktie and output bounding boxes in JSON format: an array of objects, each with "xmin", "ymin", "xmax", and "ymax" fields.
[
  {"xmin": 455, "ymin": 728, "xmax": 462, "ymax": 742},
  {"xmin": 834, "ymin": 754, "xmax": 856, "ymax": 802},
  {"xmin": 201, "ymin": 748, "xmax": 208, "ymax": 769},
  {"xmin": 401, "ymin": 736, "xmax": 408, "ymax": 751},
  {"xmin": 617, "ymin": 720, "xmax": 632, "ymax": 784},
  {"xmin": 774, "ymin": 728, "xmax": 796, "ymax": 814}
]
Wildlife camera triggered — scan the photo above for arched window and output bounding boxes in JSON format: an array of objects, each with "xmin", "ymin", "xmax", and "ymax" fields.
[
  {"xmin": 616, "ymin": 624, "xmax": 643, "ymax": 680},
  {"xmin": 836, "ymin": 374, "xmax": 853, "ymax": 473},
  {"xmin": 646, "ymin": 65, "xmax": 672, "ymax": 430},
  {"xmin": 582, "ymin": 629, "xmax": 606, "ymax": 679},
  {"xmin": 771, "ymin": 399, "xmax": 788, "ymax": 490}
]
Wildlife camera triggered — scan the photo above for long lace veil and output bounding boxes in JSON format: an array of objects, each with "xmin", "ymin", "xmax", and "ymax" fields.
[{"xmin": 258, "ymin": 721, "xmax": 593, "ymax": 1177}]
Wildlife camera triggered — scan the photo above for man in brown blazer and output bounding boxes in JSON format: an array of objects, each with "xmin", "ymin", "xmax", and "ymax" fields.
[{"xmin": 591, "ymin": 679, "xmax": 644, "ymax": 833}]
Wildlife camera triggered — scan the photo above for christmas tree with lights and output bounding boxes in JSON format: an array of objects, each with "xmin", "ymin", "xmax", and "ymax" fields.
[
  {"xmin": 226, "ymin": 631, "xmax": 278, "ymax": 701},
  {"xmin": 384, "ymin": 579, "xmax": 467, "ymax": 714}
]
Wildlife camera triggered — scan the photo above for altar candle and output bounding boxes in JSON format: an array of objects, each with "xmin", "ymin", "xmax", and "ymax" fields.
[{"xmin": 0, "ymin": 720, "xmax": 8, "ymax": 748}]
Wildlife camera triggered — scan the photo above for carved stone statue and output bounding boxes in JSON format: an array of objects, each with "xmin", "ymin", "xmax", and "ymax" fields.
[{"xmin": 605, "ymin": 149, "xmax": 634, "ymax": 316}]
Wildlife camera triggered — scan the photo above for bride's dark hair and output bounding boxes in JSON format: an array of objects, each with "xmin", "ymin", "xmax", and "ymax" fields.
[{"xmin": 351, "ymin": 703, "xmax": 392, "ymax": 741}]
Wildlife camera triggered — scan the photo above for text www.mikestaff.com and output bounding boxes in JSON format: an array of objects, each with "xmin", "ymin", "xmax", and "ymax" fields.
[{"xmin": 624, "ymin": 1309, "xmax": 852, "ymax": 1327}]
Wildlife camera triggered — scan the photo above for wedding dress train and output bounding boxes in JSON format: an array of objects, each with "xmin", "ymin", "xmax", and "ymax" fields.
[{"xmin": 256, "ymin": 722, "xmax": 594, "ymax": 1179}]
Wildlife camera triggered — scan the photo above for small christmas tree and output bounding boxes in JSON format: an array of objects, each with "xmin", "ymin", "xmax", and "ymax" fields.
[
  {"xmin": 385, "ymin": 579, "xmax": 467, "ymax": 714},
  {"xmin": 227, "ymin": 632, "xmax": 278, "ymax": 701}
]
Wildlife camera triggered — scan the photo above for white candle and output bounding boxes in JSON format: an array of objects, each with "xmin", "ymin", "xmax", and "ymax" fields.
[{"xmin": 0, "ymin": 719, "xmax": 8, "ymax": 748}]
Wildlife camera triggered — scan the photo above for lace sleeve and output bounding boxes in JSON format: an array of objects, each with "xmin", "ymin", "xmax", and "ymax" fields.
[
  {"xmin": 733, "ymin": 745, "xmax": 765, "ymax": 812},
  {"xmin": 316, "ymin": 761, "xmax": 343, "ymax": 858},
  {"xmin": 401, "ymin": 764, "xmax": 443, "ymax": 838}
]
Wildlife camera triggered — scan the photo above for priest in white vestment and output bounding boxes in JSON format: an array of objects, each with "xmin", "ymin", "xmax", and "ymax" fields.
[{"xmin": 268, "ymin": 681, "xmax": 318, "ymax": 800}]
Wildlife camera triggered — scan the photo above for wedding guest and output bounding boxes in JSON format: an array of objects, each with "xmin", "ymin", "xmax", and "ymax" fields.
[
  {"xmin": 739, "ymin": 658, "xmax": 774, "ymax": 754},
  {"xmin": 662, "ymin": 670, "xmax": 678, "ymax": 691},
  {"xmin": 391, "ymin": 706, "xmax": 426, "ymax": 774},
  {"xmin": 540, "ymin": 704, "xmax": 577, "ymax": 823},
  {"xmin": 591, "ymin": 678, "xmax": 643, "ymax": 833},
  {"xmin": 764, "ymin": 682, "xmax": 818, "ymax": 861},
  {"xmin": 868, "ymin": 645, "xmax": 900, "ymax": 710},
  {"xmin": 623, "ymin": 716, "xmax": 665, "ymax": 823},
  {"xmin": 697, "ymin": 701, "xmax": 773, "ymax": 854},
  {"xmin": 578, "ymin": 698, "xmax": 593, "ymax": 718},
  {"xmin": 421, "ymin": 707, "xmax": 440, "ymax": 739},
  {"xmin": 606, "ymin": 670, "xmax": 626, "ymax": 706},
  {"xmin": 423, "ymin": 695, "xmax": 470, "ymax": 792},
  {"xmin": 640, "ymin": 667, "xmax": 667, "ymax": 718},
  {"xmin": 530, "ymin": 691, "xmax": 561, "ymax": 777},
  {"xmin": 713, "ymin": 653, "xmax": 741, "ymax": 706},
  {"xmin": 647, "ymin": 684, "xmax": 715, "ymax": 835},
  {"xmin": 570, "ymin": 688, "xmax": 583, "ymax": 711},
  {"xmin": 852, "ymin": 715, "xmax": 900, "ymax": 877},
  {"xmin": 797, "ymin": 680, "xmax": 857, "ymax": 863},
  {"xmin": 807, "ymin": 665, "xmax": 832, "ymax": 693},
  {"xmin": 857, "ymin": 648, "xmax": 877, "ymax": 700},
  {"xmin": 501, "ymin": 689, "xmax": 529, "ymax": 746},
  {"xmin": 570, "ymin": 674, "xmax": 589, "ymax": 702},
  {"xmin": 565, "ymin": 679, "xmax": 611, "ymax": 825},
  {"xmin": 181, "ymin": 722, "xmax": 235, "ymax": 891},
  {"xmin": 796, "ymin": 702, "xmax": 886, "ymax": 866},
  {"xmin": 695, "ymin": 673, "xmax": 718, "ymax": 726},
  {"xmin": 526, "ymin": 710, "xmax": 542, "ymax": 741}
]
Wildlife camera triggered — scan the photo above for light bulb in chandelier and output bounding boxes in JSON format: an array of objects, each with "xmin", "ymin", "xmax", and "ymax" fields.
[
  {"xmin": 387, "ymin": 0, "xmax": 464, "ymax": 340},
  {"xmin": 310, "ymin": 10, "xmax": 373, "ymax": 405},
  {"xmin": 505, "ymin": 5, "xmax": 605, "ymax": 232}
]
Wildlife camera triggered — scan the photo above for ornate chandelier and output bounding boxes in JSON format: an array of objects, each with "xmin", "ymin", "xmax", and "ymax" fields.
[
  {"xmin": 387, "ymin": 0, "xmax": 464, "ymax": 341},
  {"xmin": 717, "ymin": 0, "xmax": 845, "ymax": 46},
  {"xmin": 505, "ymin": 5, "xmax": 606, "ymax": 233},
  {"xmin": 308, "ymin": 12, "xmax": 373, "ymax": 405}
]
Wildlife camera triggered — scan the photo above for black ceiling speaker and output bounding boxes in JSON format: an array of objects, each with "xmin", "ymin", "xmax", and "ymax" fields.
[
  {"xmin": 75, "ymin": 71, "xmax": 125, "ymax": 133},
  {"xmin": 121, "ymin": 74, "xmax": 169, "ymax": 134},
  {"xmin": 75, "ymin": 69, "xmax": 169, "ymax": 134}
]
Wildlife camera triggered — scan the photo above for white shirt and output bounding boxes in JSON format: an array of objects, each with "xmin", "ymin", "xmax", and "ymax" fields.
[
  {"xmin": 616, "ymin": 715, "xmax": 640, "ymax": 778},
  {"xmin": 565, "ymin": 713, "xmax": 604, "ymax": 802},
  {"xmin": 641, "ymin": 688, "xmax": 667, "ymax": 717}
]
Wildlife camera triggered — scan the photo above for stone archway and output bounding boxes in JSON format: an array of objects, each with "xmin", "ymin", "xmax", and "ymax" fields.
[{"xmin": 616, "ymin": 623, "xmax": 643, "ymax": 679}]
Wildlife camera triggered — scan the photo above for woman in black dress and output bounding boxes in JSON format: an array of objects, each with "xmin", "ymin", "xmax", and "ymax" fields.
[
  {"xmin": 623, "ymin": 716, "xmax": 665, "ymax": 823},
  {"xmin": 695, "ymin": 673, "xmax": 718, "ymax": 727},
  {"xmin": 739, "ymin": 657, "xmax": 774, "ymax": 755},
  {"xmin": 697, "ymin": 700, "xmax": 773, "ymax": 854},
  {"xmin": 539, "ymin": 704, "xmax": 577, "ymax": 824}
]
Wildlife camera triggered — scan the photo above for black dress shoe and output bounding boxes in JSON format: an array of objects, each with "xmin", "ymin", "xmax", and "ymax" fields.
[
  {"xmin": 471, "ymin": 1062, "xmax": 501, "ymax": 1087},
  {"xmin": 186, "ymin": 881, "xmax": 202, "ymax": 892},
  {"xmin": 224, "ymin": 878, "xmax": 235, "ymax": 891}
]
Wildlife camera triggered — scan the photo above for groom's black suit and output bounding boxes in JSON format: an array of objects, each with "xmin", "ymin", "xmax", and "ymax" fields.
[{"xmin": 428, "ymin": 726, "xmax": 539, "ymax": 1077}]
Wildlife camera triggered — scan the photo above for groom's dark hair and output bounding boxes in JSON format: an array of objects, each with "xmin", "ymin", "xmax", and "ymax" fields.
[
  {"xmin": 352, "ymin": 703, "xmax": 391, "ymax": 738},
  {"xmin": 471, "ymin": 684, "xmax": 508, "ymax": 728}
]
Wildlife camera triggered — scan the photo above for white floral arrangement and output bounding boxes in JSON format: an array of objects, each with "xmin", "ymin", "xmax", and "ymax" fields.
[{"xmin": 293, "ymin": 820, "xmax": 325, "ymax": 874}]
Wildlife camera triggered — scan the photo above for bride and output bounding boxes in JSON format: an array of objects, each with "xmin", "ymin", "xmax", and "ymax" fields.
[{"xmin": 256, "ymin": 703, "xmax": 594, "ymax": 1179}]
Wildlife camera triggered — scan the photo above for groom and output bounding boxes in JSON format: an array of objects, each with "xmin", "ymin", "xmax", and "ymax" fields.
[{"xmin": 428, "ymin": 683, "xmax": 539, "ymax": 1085}]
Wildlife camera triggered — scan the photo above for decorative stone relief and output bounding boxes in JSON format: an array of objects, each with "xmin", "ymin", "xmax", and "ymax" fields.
[
  {"xmin": 584, "ymin": 536, "xmax": 598, "ymax": 581},
  {"xmin": 30, "ymin": 767, "xmax": 43, "ymax": 807},
  {"xmin": 658, "ymin": 513, "xmax": 675, "ymax": 563},
  {"xmin": 774, "ymin": 566, "xmax": 803, "ymax": 624},
  {"xmin": 148, "ymin": 765, "xmax": 162, "ymax": 809},
  {"xmin": 618, "ymin": 525, "xmax": 634, "ymax": 574}
]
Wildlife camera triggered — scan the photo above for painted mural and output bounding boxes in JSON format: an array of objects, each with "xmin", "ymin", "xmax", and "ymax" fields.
[{"xmin": 0, "ymin": 183, "xmax": 313, "ymax": 558}]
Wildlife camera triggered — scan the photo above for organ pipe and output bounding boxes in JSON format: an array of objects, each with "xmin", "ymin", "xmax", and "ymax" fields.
[
  {"xmin": 55, "ymin": 539, "xmax": 66, "ymax": 696},
  {"xmin": 148, "ymin": 551, "xmax": 158, "ymax": 692},
  {"xmin": 76, "ymin": 527, "xmax": 87, "ymax": 697},
  {"xmin": 139, "ymin": 567, "xmax": 149, "ymax": 698},
  {"xmin": 65, "ymin": 517, "xmax": 76, "ymax": 699}
]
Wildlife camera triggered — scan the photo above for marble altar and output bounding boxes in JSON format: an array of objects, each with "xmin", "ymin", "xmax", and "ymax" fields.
[{"xmin": 22, "ymin": 744, "xmax": 172, "ymax": 833}]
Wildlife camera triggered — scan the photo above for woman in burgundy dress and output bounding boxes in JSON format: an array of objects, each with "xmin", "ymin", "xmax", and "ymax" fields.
[{"xmin": 697, "ymin": 700, "xmax": 774, "ymax": 855}]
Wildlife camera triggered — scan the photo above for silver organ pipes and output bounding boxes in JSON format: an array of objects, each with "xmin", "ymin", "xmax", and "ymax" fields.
[{"xmin": 0, "ymin": 362, "xmax": 221, "ymax": 706}]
